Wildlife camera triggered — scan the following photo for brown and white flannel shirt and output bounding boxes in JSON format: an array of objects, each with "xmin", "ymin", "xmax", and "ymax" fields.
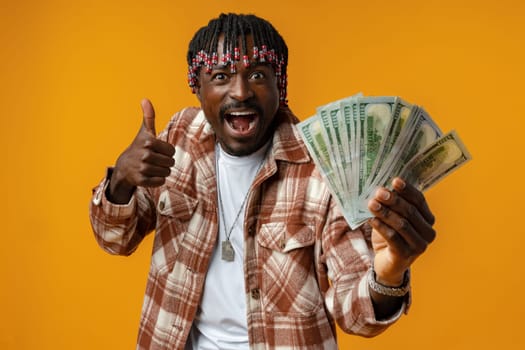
[{"xmin": 89, "ymin": 106, "xmax": 408, "ymax": 350}]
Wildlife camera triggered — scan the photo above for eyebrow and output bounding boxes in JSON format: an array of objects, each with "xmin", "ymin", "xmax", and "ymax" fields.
[
  {"xmin": 211, "ymin": 63, "xmax": 229, "ymax": 70},
  {"xmin": 210, "ymin": 61, "xmax": 273, "ymax": 71}
]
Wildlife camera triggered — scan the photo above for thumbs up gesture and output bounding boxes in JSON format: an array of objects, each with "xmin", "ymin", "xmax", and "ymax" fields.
[{"xmin": 107, "ymin": 99, "xmax": 175, "ymax": 204}]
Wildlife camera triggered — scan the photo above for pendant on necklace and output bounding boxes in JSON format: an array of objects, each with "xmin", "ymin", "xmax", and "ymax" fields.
[{"xmin": 221, "ymin": 240, "xmax": 235, "ymax": 262}]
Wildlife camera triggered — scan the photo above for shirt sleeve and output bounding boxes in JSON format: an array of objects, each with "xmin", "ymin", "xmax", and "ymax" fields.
[
  {"xmin": 88, "ymin": 108, "xmax": 193, "ymax": 257},
  {"xmin": 320, "ymin": 197, "xmax": 410, "ymax": 337},
  {"xmin": 89, "ymin": 167, "xmax": 157, "ymax": 256}
]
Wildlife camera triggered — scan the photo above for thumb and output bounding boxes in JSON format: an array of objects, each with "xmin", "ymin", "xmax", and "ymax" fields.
[{"xmin": 141, "ymin": 98, "xmax": 156, "ymax": 135}]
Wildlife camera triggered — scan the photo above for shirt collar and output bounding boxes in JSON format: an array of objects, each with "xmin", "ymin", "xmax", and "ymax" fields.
[{"xmin": 270, "ymin": 107, "xmax": 311, "ymax": 164}]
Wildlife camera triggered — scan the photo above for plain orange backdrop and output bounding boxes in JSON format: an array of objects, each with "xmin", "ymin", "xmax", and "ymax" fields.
[{"xmin": 2, "ymin": 0, "xmax": 524, "ymax": 349}]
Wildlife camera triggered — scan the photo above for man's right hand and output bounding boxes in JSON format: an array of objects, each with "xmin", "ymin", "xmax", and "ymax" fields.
[{"xmin": 107, "ymin": 99, "xmax": 175, "ymax": 204}]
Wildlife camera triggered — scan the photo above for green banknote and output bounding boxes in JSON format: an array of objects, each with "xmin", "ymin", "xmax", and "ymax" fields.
[
  {"xmin": 298, "ymin": 94, "xmax": 471, "ymax": 229},
  {"xmin": 340, "ymin": 95, "xmax": 361, "ymax": 218},
  {"xmin": 358, "ymin": 96, "xmax": 397, "ymax": 194},
  {"xmin": 317, "ymin": 99, "xmax": 352, "ymax": 195},
  {"xmin": 366, "ymin": 106, "xmax": 442, "ymax": 198},
  {"xmin": 344, "ymin": 96, "xmax": 397, "ymax": 223},
  {"xmin": 399, "ymin": 130, "xmax": 471, "ymax": 192},
  {"xmin": 297, "ymin": 116, "xmax": 348, "ymax": 207},
  {"xmin": 298, "ymin": 115, "xmax": 367, "ymax": 228},
  {"xmin": 364, "ymin": 98, "xmax": 413, "ymax": 190}
]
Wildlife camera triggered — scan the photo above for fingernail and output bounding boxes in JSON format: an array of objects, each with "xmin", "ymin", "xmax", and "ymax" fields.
[
  {"xmin": 369, "ymin": 200, "xmax": 381, "ymax": 211},
  {"xmin": 379, "ymin": 189, "xmax": 390, "ymax": 200},
  {"xmin": 394, "ymin": 178, "xmax": 406, "ymax": 190}
]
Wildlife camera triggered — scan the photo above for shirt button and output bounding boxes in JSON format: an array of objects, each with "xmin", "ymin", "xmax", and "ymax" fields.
[
  {"xmin": 92, "ymin": 189, "xmax": 102, "ymax": 206},
  {"xmin": 159, "ymin": 201, "xmax": 165, "ymax": 211},
  {"xmin": 251, "ymin": 288, "xmax": 260, "ymax": 300},
  {"xmin": 279, "ymin": 238, "xmax": 286, "ymax": 250}
]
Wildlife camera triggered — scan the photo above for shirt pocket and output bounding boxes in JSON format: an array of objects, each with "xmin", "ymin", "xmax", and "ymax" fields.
[
  {"xmin": 157, "ymin": 187, "xmax": 198, "ymax": 221},
  {"xmin": 257, "ymin": 221, "xmax": 323, "ymax": 317},
  {"xmin": 151, "ymin": 187, "xmax": 199, "ymax": 270}
]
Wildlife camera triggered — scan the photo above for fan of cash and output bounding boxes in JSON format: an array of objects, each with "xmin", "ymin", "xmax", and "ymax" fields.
[{"xmin": 298, "ymin": 93, "xmax": 471, "ymax": 229}]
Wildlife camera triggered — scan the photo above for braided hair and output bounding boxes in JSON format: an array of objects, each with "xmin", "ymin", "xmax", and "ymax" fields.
[{"xmin": 187, "ymin": 13, "xmax": 289, "ymax": 104}]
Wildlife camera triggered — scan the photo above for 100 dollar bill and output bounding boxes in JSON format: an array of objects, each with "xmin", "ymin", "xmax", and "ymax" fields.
[
  {"xmin": 298, "ymin": 95, "xmax": 472, "ymax": 229},
  {"xmin": 297, "ymin": 116, "xmax": 348, "ymax": 207},
  {"xmin": 364, "ymin": 107, "xmax": 443, "ymax": 200},
  {"xmin": 399, "ymin": 130, "xmax": 472, "ymax": 192}
]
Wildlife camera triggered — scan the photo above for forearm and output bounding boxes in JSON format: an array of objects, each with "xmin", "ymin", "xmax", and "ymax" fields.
[
  {"xmin": 90, "ymin": 174, "xmax": 156, "ymax": 255},
  {"xmin": 368, "ymin": 268, "xmax": 409, "ymax": 320},
  {"xmin": 325, "ymin": 268, "xmax": 408, "ymax": 338},
  {"xmin": 322, "ymin": 206, "xmax": 408, "ymax": 336},
  {"xmin": 370, "ymin": 291, "xmax": 405, "ymax": 320}
]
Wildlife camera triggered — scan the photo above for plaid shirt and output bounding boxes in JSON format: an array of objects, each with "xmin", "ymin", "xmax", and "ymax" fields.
[{"xmin": 90, "ymin": 107, "xmax": 407, "ymax": 349}]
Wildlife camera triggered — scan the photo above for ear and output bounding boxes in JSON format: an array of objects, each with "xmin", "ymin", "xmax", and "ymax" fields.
[
  {"xmin": 195, "ymin": 84, "xmax": 202, "ymax": 101},
  {"xmin": 193, "ymin": 76, "xmax": 202, "ymax": 101}
]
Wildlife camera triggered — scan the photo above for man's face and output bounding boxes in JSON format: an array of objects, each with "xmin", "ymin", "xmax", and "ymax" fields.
[{"xmin": 196, "ymin": 35, "xmax": 280, "ymax": 156}]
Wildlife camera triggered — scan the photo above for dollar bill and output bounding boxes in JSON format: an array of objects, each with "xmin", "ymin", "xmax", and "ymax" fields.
[
  {"xmin": 399, "ymin": 130, "xmax": 472, "ymax": 192},
  {"xmin": 317, "ymin": 99, "xmax": 352, "ymax": 195},
  {"xmin": 349, "ymin": 96, "xmax": 398, "ymax": 223},
  {"xmin": 364, "ymin": 98, "xmax": 413, "ymax": 190},
  {"xmin": 298, "ymin": 95, "xmax": 471, "ymax": 229},
  {"xmin": 365, "ymin": 106, "xmax": 442, "ymax": 198},
  {"xmin": 348, "ymin": 96, "xmax": 362, "ymax": 217},
  {"xmin": 340, "ymin": 96, "xmax": 360, "ymax": 217},
  {"xmin": 297, "ymin": 115, "xmax": 370, "ymax": 228},
  {"xmin": 361, "ymin": 97, "xmax": 397, "ymax": 182},
  {"xmin": 297, "ymin": 116, "xmax": 348, "ymax": 207}
]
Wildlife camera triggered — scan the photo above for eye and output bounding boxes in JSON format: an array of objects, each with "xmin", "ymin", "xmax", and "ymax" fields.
[
  {"xmin": 211, "ymin": 72, "xmax": 227, "ymax": 81},
  {"xmin": 250, "ymin": 71, "xmax": 265, "ymax": 80}
]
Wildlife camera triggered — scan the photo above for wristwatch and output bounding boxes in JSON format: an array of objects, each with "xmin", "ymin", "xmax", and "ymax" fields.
[{"xmin": 367, "ymin": 267, "xmax": 410, "ymax": 297}]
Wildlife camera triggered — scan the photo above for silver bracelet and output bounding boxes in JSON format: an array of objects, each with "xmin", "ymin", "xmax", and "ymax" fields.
[{"xmin": 367, "ymin": 267, "xmax": 410, "ymax": 297}]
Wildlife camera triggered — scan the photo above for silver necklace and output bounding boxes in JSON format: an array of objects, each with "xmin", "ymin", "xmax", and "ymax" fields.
[{"xmin": 216, "ymin": 145, "xmax": 266, "ymax": 262}]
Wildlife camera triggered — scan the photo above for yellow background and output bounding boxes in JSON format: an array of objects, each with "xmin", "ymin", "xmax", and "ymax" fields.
[{"xmin": 3, "ymin": 0, "xmax": 524, "ymax": 349}]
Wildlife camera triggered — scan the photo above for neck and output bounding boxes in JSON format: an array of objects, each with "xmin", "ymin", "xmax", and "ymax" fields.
[{"xmin": 217, "ymin": 138, "xmax": 272, "ymax": 159}]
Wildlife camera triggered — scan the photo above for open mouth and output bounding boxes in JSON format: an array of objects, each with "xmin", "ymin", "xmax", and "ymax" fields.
[{"xmin": 224, "ymin": 111, "xmax": 258, "ymax": 135}]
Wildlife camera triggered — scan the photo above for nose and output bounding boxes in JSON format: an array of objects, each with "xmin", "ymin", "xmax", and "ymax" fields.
[{"xmin": 229, "ymin": 75, "xmax": 254, "ymax": 101}]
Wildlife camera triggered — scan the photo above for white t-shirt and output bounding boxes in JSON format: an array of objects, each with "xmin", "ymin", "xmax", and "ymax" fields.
[{"xmin": 188, "ymin": 143, "xmax": 268, "ymax": 350}]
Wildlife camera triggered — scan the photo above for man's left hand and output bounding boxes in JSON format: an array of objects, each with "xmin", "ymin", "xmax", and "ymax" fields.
[{"xmin": 367, "ymin": 177, "xmax": 436, "ymax": 286}]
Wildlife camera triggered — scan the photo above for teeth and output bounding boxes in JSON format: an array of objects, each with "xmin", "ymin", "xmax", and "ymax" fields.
[{"xmin": 229, "ymin": 111, "xmax": 255, "ymax": 116}]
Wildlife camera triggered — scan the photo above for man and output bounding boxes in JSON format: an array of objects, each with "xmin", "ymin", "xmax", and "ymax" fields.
[{"xmin": 90, "ymin": 13, "xmax": 436, "ymax": 350}]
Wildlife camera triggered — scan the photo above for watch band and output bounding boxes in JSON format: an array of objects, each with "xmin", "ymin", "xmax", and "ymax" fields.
[{"xmin": 367, "ymin": 267, "xmax": 410, "ymax": 297}]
